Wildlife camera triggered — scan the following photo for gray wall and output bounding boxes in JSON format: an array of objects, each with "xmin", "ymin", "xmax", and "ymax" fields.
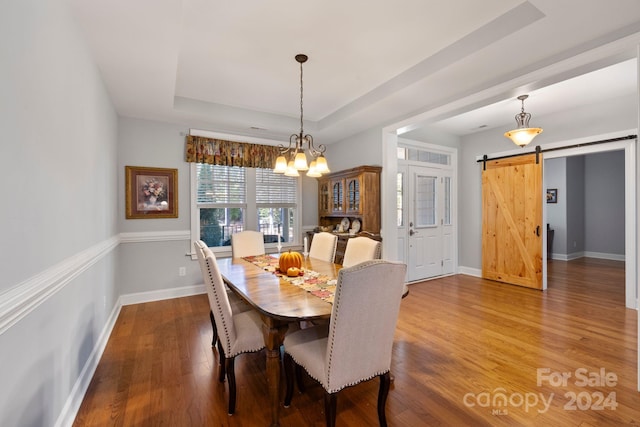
[
  {"xmin": 544, "ymin": 152, "xmax": 624, "ymax": 260},
  {"xmin": 0, "ymin": 0, "xmax": 118, "ymax": 425},
  {"xmin": 116, "ymin": 118, "xmax": 201, "ymax": 295},
  {"xmin": 566, "ymin": 156, "xmax": 586, "ymax": 256},
  {"xmin": 545, "ymin": 158, "xmax": 568, "ymax": 254},
  {"xmin": 584, "ymin": 151, "xmax": 626, "ymax": 256},
  {"xmin": 326, "ymin": 127, "xmax": 384, "ymax": 172}
]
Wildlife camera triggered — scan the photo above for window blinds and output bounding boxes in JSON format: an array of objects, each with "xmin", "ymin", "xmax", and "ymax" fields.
[
  {"xmin": 196, "ymin": 164, "xmax": 246, "ymax": 204},
  {"xmin": 256, "ymin": 168, "xmax": 297, "ymax": 205}
]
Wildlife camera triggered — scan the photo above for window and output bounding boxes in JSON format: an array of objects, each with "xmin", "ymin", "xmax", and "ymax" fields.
[
  {"xmin": 397, "ymin": 146, "xmax": 450, "ymax": 166},
  {"xmin": 255, "ymin": 168, "xmax": 297, "ymax": 243},
  {"xmin": 191, "ymin": 163, "xmax": 300, "ymax": 254}
]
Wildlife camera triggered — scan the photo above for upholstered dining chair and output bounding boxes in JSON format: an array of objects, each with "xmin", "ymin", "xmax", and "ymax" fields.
[
  {"xmin": 231, "ymin": 230, "xmax": 265, "ymax": 258},
  {"xmin": 194, "ymin": 241, "xmax": 250, "ymax": 347},
  {"xmin": 341, "ymin": 236, "xmax": 382, "ymax": 268},
  {"xmin": 308, "ymin": 232, "xmax": 338, "ymax": 263},
  {"xmin": 283, "ymin": 260, "xmax": 407, "ymax": 427},
  {"xmin": 201, "ymin": 246, "xmax": 266, "ymax": 415}
]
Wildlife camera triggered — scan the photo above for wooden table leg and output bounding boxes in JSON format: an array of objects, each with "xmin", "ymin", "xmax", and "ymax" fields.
[{"xmin": 262, "ymin": 317, "xmax": 288, "ymax": 427}]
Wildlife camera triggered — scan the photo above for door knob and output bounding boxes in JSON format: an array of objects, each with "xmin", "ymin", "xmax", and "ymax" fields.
[{"xmin": 409, "ymin": 229, "xmax": 416, "ymax": 236}]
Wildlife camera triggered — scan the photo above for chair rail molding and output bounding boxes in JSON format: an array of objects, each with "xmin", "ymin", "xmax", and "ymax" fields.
[
  {"xmin": 0, "ymin": 236, "xmax": 120, "ymax": 336},
  {"xmin": 119, "ymin": 230, "xmax": 191, "ymax": 243},
  {"xmin": 1, "ymin": 230, "xmax": 191, "ymax": 337}
]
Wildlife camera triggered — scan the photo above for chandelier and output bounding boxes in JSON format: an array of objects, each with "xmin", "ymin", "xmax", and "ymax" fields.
[
  {"xmin": 273, "ymin": 54, "xmax": 330, "ymax": 177},
  {"xmin": 504, "ymin": 94, "xmax": 543, "ymax": 147}
]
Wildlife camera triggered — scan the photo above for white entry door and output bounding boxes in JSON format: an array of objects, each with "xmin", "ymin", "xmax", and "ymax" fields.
[{"xmin": 405, "ymin": 165, "xmax": 454, "ymax": 281}]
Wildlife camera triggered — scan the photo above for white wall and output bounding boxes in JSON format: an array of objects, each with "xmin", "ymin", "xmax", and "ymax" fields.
[{"xmin": 0, "ymin": 0, "xmax": 118, "ymax": 425}]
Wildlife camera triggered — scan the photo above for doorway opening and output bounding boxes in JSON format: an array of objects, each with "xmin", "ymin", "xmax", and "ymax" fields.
[{"xmin": 543, "ymin": 143, "xmax": 634, "ymax": 308}]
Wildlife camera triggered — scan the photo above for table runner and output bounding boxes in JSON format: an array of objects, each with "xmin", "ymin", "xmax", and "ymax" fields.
[{"xmin": 242, "ymin": 254, "xmax": 337, "ymax": 304}]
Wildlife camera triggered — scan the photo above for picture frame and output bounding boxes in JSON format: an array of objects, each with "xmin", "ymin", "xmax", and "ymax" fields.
[
  {"xmin": 125, "ymin": 166, "xmax": 178, "ymax": 219},
  {"xmin": 546, "ymin": 188, "xmax": 558, "ymax": 204}
]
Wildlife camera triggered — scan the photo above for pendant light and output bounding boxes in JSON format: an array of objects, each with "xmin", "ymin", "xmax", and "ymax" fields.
[
  {"xmin": 274, "ymin": 54, "xmax": 330, "ymax": 176},
  {"xmin": 504, "ymin": 94, "xmax": 543, "ymax": 147}
]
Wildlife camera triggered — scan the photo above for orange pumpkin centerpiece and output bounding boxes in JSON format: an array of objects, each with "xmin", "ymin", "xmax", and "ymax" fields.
[{"xmin": 279, "ymin": 250, "xmax": 303, "ymax": 274}]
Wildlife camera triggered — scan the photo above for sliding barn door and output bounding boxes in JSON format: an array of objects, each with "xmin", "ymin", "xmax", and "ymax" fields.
[{"xmin": 482, "ymin": 153, "xmax": 543, "ymax": 289}]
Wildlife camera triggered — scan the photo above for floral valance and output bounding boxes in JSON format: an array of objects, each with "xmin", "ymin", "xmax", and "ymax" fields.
[{"xmin": 185, "ymin": 135, "xmax": 280, "ymax": 168}]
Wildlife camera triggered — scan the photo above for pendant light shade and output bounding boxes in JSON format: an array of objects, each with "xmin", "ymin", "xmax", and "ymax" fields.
[
  {"xmin": 504, "ymin": 95, "xmax": 543, "ymax": 147},
  {"xmin": 274, "ymin": 155, "xmax": 288, "ymax": 173},
  {"xmin": 314, "ymin": 154, "xmax": 330, "ymax": 174},
  {"xmin": 284, "ymin": 160, "xmax": 300, "ymax": 177},
  {"xmin": 306, "ymin": 160, "xmax": 322, "ymax": 177},
  {"xmin": 293, "ymin": 151, "xmax": 309, "ymax": 171}
]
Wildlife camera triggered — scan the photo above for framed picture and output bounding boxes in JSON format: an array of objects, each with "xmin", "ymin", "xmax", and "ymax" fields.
[
  {"xmin": 125, "ymin": 166, "xmax": 178, "ymax": 219},
  {"xmin": 546, "ymin": 188, "xmax": 558, "ymax": 204}
]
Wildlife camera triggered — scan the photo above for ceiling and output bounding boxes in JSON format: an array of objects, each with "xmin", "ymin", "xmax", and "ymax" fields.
[{"xmin": 69, "ymin": 0, "xmax": 640, "ymax": 144}]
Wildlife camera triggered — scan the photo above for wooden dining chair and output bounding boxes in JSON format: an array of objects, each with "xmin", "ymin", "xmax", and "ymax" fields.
[
  {"xmin": 283, "ymin": 260, "xmax": 407, "ymax": 427},
  {"xmin": 201, "ymin": 246, "xmax": 266, "ymax": 415},
  {"xmin": 231, "ymin": 230, "xmax": 265, "ymax": 258},
  {"xmin": 308, "ymin": 232, "xmax": 338, "ymax": 263},
  {"xmin": 341, "ymin": 236, "xmax": 382, "ymax": 268}
]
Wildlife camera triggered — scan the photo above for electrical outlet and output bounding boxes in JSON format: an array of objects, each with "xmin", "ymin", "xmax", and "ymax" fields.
[{"xmin": 179, "ymin": 267, "xmax": 186, "ymax": 276}]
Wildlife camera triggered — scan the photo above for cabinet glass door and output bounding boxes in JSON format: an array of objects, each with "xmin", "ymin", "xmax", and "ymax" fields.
[
  {"xmin": 319, "ymin": 181, "xmax": 330, "ymax": 214},
  {"xmin": 332, "ymin": 180, "xmax": 343, "ymax": 212},
  {"xmin": 347, "ymin": 178, "xmax": 360, "ymax": 213}
]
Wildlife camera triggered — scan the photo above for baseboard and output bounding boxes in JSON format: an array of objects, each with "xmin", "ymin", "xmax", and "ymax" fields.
[
  {"xmin": 54, "ymin": 283, "xmax": 207, "ymax": 427},
  {"xmin": 583, "ymin": 251, "xmax": 626, "ymax": 261},
  {"xmin": 550, "ymin": 251, "xmax": 583, "ymax": 261},
  {"xmin": 551, "ymin": 251, "xmax": 625, "ymax": 262},
  {"xmin": 119, "ymin": 283, "xmax": 206, "ymax": 306},
  {"xmin": 457, "ymin": 266, "xmax": 482, "ymax": 277},
  {"xmin": 54, "ymin": 301, "xmax": 122, "ymax": 427}
]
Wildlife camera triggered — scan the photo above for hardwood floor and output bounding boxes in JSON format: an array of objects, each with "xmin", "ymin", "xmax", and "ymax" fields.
[{"xmin": 73, "ymin": 258, "xmax": 639, "ymax": 426}]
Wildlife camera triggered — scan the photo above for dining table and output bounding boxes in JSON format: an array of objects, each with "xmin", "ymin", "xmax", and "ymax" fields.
[{"xmin": 216, "ymin": 253, "xmax": 340, "ymax": 427}]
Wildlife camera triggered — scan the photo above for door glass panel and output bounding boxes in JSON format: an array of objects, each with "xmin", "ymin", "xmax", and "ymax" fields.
[
  {"xmin": 397, "ymin": 172, "xmax": 404, "ymax": 227},
  {"xmin": 415, "ymin": 175, "xmax": 436, "ymax": 227},
  {"xmin": 444, "ymin": 176, "xmax": 451, "ymax": 225}
]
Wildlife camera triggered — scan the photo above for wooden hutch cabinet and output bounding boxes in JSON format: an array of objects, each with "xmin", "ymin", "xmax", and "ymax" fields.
[
  {"xmin": 317, "ymin": 165, "xmax": 381, "ymax": 232},
  {"xmin": 310, "ymin": 165, "xmax": 382, "ymax": 264}
]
